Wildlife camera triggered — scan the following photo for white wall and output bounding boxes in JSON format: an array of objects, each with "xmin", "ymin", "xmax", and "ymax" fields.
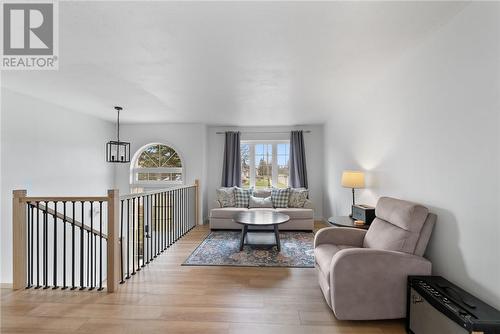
[
  {"xmin": 323, "ymin": 3, "xmax": 500, "ymax": 308},
  {"xmin": 114, "ymin": 123, "xmax": 208, "ymax": 222},
  {"xmin": 0, "ymin": 89, "xmax": 115, "ymax": 284},
  {"xmin": 207, "ymin": 125, "xmax": 324, "ymax": 220}
]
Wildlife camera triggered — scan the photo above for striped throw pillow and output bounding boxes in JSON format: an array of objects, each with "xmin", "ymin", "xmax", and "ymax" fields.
[{"xmin": 271, "ymin": 187, "xmax": 290, "ymax": 208}]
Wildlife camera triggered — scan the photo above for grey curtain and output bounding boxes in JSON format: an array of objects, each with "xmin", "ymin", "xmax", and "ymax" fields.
[
  {"xmin": 289, "ymin": 130, "xmax": 308, "ymax": 188},
  {"xmin": 221, "ymin": 131, "xmax": 241, "ymax": 187}
]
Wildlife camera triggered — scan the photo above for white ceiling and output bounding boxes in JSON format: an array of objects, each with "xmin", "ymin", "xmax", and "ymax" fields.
[{"xmin": 1, "ymin": 1, "xmax": 467, "ymax": 125}]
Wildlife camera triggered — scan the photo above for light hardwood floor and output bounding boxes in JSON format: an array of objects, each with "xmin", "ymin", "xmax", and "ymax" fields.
[{"xmin": 0, "ymin": 223, "xmax": 405, "ymax": 334}]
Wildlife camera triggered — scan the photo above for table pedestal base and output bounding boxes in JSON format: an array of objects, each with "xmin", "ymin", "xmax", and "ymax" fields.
[{"xmin": 239, "ymin": 225, "xmax": 281, "ymax": 252}]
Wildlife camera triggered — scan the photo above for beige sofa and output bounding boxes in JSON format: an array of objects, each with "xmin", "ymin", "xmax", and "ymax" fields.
[
  {"xmin": 209, "ymin": 189, "xmax": 314, "ymax": 231},
  {"xmin": 314, "ymin": 196, "xmax": 436, "ymax": 320}
]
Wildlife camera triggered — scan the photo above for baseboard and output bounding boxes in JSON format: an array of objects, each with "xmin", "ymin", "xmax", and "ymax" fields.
[{"xmin": 0, "ymin": 283, "xmax": 13, "ymax": 289}]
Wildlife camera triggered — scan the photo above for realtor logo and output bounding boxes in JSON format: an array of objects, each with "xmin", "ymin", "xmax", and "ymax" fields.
[{"xmin": 1, "ymin": 1, "xmax": 58, "ymax": 70}]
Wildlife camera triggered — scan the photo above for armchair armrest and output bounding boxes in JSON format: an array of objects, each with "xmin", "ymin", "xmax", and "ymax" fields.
[
  {"xmin": 314, "ymin": 227, "xmax": 367, "ymax": 248},
  {"xmin": 329, "ymin": 248, "xmax": 432, "ymax": 320}
]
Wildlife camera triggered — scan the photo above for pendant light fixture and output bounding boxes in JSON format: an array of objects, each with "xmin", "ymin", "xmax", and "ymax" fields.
[{"xmin": 106, "ymin": 106, "xmax": 130, "ymax": 163}]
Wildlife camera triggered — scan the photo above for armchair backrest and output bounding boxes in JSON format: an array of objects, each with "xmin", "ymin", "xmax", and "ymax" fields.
[
  {"xmin": 414, "ymin": 213, "xmax": 437, "ymax": 256},
  {"xmin": 363, "ymin": 197, "xmax": 432, "ymax": 254}
]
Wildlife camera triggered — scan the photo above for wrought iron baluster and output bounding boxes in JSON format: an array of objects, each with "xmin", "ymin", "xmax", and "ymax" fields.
[
  {"xmin": 86, "ymin": 230, "xmax": 90, "ymax": 288},
  {"xmin": 126, "ymin": 198, "xmax": 131, "ymax": 279},
  {"xmin": 132, "ymin": 197, "xmax": 136, "ymax": 275},
  {"xmin": 153, "ymin": 193, "xmax": 157, "ymax": 258},
  {"xmin": 176, "ymin": 190, "xmax": 179, "ymax": 241},
  {"xmin": 80, "ymin": 201, "xmax": 85, "ymax": 290},
  {"xmin": 160, "ymin": 192, "xmax": 163, "ymax": 252},
  {"xmin": 136, "ymin": 196, "xmax": 141, "ymax": 272},
  {"xmin": 43, "ymin": 202, "xmax": 48, "ymax": 289},
  {"xmin": 163, "ymin": 192, "xmax": 166, "ymax": 251},
  {"xmin": 145, "ymin": 195, "xmax": 149, "ymax": 265},
  {"xmin": 142, "ymin": 195, "xmax": 146, "ymax": 268},
  {"xmin": 35, "ymin": 202, "xmax": 41, "ymax": 289},
  {"xmin": 30, "ymin": 204, "xmax": 34, "ymax": 287},
  {"xmin": 98, "ymin": 201, "xmax": 104, "ymax": 291},
  {"xmin": 148, "ymin": 195, "xmax": 152, "ymax": 263},
  {"xmin": 62, "ymin": 202, "xmax": 67, "ymax": 289},
  {"xmin": 120, "ymin": 199, "xmax": 125, "ymax": 284},
  {"xmin": 165, "ymin": 191, "xmax": 173, "ymax": 247},
  {"xmin": 71, "ymin": 201, "xmax": 76, "ymax": 290},
  {"xmin": 26, "ymin": 203, "xmax": 31, "ymax": 288},
  {"xmin": 183, "ymin": 188, "xmax": 186, "ymax": 236},
  {"xmin": 52, "ymin": 201, "xmax": 58, "ymax": 289},
  {"xmin": 89, "ymin": 202, "xmax": 94, "ymax": 290},
  {"xmin": 94, "ymin": 233, "xmax": 97, "ymax": 288}
]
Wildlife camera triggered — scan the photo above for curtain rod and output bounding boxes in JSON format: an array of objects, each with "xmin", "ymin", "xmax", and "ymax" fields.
[{"xmin": 215, "ymin": 130, "xmax": 311, "ymax": 135}]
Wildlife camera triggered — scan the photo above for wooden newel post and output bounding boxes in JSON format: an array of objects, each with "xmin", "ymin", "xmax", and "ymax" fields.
[
  {"xmin": 107, "ymin": 189, "xmax": 120, "ymax": 292},
  {"xmin": 194, "ymin": 179, "xmax": 200, "ymax": 226},
  {"xmin": 12, "ymin": 190, "xmax": 27, "ymax": 290}
]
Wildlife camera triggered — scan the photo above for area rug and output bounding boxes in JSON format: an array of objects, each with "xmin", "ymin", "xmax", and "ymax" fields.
[{"xmin": 183, "ymin": 231, "xmax": 315, "ymax": 268}]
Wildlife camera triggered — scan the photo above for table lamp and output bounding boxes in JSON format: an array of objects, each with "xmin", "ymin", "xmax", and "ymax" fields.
[{"xmin": 341, "ymin": 170, "xmax": 365, "ymax": 217}]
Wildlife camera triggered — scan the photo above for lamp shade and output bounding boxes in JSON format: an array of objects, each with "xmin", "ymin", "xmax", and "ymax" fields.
[{"xmin": 341, "ymin": 171, "xmax": 365, "ymax": 189}]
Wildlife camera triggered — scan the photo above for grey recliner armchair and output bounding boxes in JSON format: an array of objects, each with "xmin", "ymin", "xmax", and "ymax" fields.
[{"xmin": 314, "ymin": 197, "xmax": 436, "ymax": 320}]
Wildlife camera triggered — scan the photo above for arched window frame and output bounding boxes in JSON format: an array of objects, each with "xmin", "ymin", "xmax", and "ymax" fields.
[{"xmin": 130, "ymin": 143, "xmax": 185, "ymax": 189}]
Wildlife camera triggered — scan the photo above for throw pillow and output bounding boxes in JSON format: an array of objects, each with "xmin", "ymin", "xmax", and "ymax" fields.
[
  {"xmin": 288, "ymin": 188, "xmax": 309, "ymax": 208},
  {"xmin": 234, "ymin": 187, "xmax": 253, "ymax": 208},
  {"xmin": 248, "ymin": 195, "xmax": 273, "ymax": 208},
  {"xmin": 252, "ymin": 189, "xmax": 272, "ymax": 198},
  {"xmin": 271, "ymin": 187, "xmax": 290, "ymax": 208},
  {"xmin": 216, "ymin": 187, "xmax": 236, "ymax": 207}
]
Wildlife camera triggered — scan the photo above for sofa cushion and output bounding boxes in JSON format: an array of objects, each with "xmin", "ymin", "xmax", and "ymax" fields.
[
  {"xmin": 315, "ymin": 244, "xmax": 354, "ymax": 281},
  {"xmin": 253, "ymin": 189, "xmax": 271, "ymax": 198},
  {"xmin": 234, "ymin": 187, "xmax": 253, "ymax": 208},
  {"xmin": 271, "ymin": 187, "xmax": 290, "ymax": 208},
  {"xmin": 249, "ymin": 195, "xmax": 273, "ymax": 208},
  {"xmin": 216, "ymin": 187, "xmax": 236, "ymax": 207},
  {"xmin": 275, "ymin": 208, "xmax": 313, "ymax": 220},
  {"xmin": 288, "ymin": 188, "xmax": 309, "ymax": 208},
  {"xmin": 210, "ymin": 207, "xmax": 247, "ymax": 219}
]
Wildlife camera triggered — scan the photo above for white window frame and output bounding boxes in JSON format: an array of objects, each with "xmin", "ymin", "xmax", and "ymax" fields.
[{"xmin": 241, "ymin": 140, "xmax": 290, "ymax": 189}]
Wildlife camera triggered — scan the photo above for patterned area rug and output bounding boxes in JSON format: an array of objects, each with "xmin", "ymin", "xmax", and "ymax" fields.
[{"xmin": 183, "ymin": 231, "xmax": 315, "ymax": 268}]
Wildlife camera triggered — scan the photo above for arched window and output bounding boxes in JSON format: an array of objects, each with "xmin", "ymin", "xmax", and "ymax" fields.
[{"xmin": 131, "ymin": 144, "xmax": 183, "ymax": 188}]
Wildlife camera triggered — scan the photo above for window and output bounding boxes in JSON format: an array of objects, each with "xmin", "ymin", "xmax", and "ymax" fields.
[
  {"xmin": 131, "ymin": 144, "xmax": 183, "ymax": 188},
  {"xmin": 241, "ymin": 141, "xmax": 289, "ymax": 189}
]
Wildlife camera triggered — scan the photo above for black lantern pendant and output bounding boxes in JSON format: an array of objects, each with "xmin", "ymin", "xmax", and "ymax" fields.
[{"xmin": 106, "ymin": 106, "xmax": 130, "ymax": 163}]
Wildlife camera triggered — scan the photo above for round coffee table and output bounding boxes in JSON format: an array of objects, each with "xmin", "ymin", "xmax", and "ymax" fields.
[{"xmin": 233, "ymin": 211, "xmax": 290, "ymax": 251}]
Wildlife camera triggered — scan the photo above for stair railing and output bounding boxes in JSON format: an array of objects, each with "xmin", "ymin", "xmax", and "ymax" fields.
[
  {"xmin": 12, "ymin": 179, "xmax": 200, "ymax": 293},
  {"xmin": 118, "ymin": 180, "xmax": 199, "ymax": 283},
  {"xmin": 12, "ymin": 190, "xmax": 120, "ymax": 292}
]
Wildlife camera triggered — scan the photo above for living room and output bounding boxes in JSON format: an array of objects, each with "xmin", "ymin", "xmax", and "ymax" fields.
[{"xmin": 1, "ymin": 1, "xmax": 499, "ymax": 333}]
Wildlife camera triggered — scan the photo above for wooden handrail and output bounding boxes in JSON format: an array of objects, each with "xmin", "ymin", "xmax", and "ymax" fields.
[
  {"xmin": 119, "ymin": 184, "xmax": 197, "ymax": 200},
  {"xmin": 31, "ymin": 202, "xmax": 108, "ymax": 239},
  {"xmin": 21, "ymin": 196, "xmax": 108, "ymax": 202}
]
